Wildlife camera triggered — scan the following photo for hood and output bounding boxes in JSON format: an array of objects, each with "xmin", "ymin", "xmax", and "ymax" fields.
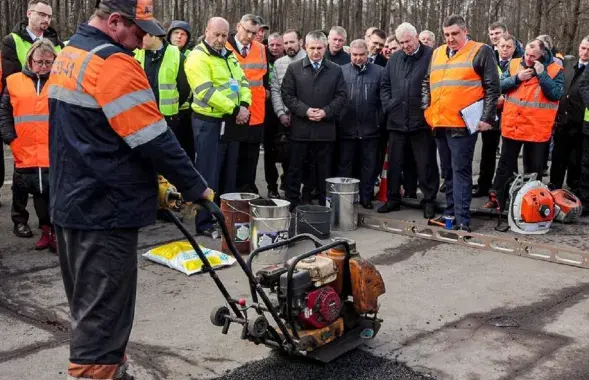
[
  {"xmin": 12, "ymin": 20, "xmax": 61, "ymax": 45},
  {"xmin": 166, "ymin": 20, "xmax": 192, "ymax": 51},
  {"xmin": 22, "ymin": 65, "xmax": 50, "ymax": 81}
]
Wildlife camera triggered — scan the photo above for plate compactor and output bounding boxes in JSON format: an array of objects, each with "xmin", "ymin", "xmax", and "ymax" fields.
[{"xmin": 164, "ymin": 201, "xmax": 385, "ymax": 362}]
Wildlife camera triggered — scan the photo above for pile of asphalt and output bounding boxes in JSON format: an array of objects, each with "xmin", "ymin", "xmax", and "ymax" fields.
[{"xmin": 213, "ymin": 350, "xmax": 437, "ymax": 380}]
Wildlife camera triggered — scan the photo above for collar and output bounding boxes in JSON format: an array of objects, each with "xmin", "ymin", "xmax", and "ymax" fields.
[
  {"xmin": 309, "ymin": 58, "xmax": 323, "ymax": 67},
  {"xmin": 77, "ymin": 23, "xmax": 131, "ymax": 55},
  {"xmin": 235, "ymin": 39, "xmax": 250, "ymax": 54},
  {"xmin": 579, "ymin": 61, "xmax": 588, "ymax": 66},
  {"xmin": 203, "ymin": 41, "xmax": 229, "ymax": 58},
  {"xmin": 26, "ymin": 26, "xmax": 42, "ymax": 41},
  {"xmin": 406, "ymin": 44, "xmax": 421, "ymax": 57}
]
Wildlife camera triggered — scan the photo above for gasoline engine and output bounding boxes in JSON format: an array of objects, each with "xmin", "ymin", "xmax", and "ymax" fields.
[{"xmin": 253, "ymin": 239, "xmax": 385, "ymax": 350}]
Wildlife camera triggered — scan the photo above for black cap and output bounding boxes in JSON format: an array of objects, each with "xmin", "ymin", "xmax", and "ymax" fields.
[{"xmin": 96, "ymin": 0, "xmax": 165, "ymax": 36}]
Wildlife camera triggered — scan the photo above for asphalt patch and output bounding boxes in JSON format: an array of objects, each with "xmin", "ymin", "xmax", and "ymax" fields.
[
  {"xmin": 212, "ymin": 350, "xmax": 436, "ymax": 380},
  {"xmin": 370, "ymin": 239, "xmax": 443, "ymax": 265}
]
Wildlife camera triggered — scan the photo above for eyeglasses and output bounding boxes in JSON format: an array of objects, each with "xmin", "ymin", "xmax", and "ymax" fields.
[
  {"xmin": 239, "ymin": 24, "xmax": 258, "ymax": 37},
  {"xmin": 32, "ymin": 59, "xmax": 54, "ymax": 67},
  {"xmin": 31, "ymin": 10, "xmax": 52, "ymax": 19}
]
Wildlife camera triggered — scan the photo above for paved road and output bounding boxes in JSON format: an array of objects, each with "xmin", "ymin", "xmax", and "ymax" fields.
[{"xmin": 1, "ymin": 147, "xmax": 589, "ymax": 380}]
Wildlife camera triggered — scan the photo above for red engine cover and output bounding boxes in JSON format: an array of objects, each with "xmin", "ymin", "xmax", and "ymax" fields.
[{"xmin": 298, "ymin": 286, "xmax": 342, "ymax": 329}]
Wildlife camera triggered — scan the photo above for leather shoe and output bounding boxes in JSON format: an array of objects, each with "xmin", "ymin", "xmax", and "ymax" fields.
[
  {"xmin": 404, "ymin": 193, "xmax": 417, "ymax": 199},
  {"xmin": 423, "ymin": 203, "xmax": 436, "ymax": 219},
  {"xmin": 377, "ymin": 201, "xmax": 400, "ymax": 213},
  {"xmin": 362, "ymin": 201, "xmax": 373, "ymax": 210},
  {"xmin": 267, "ymin": 190, "xmax": 280, "ymax": 199},
  {"xmin": 472, "ymin": 188, "xmax": 489, "ymax": 197},
  {"xmin": 14, "ymin": 223, "xmax": 33, "ymax": 238}
]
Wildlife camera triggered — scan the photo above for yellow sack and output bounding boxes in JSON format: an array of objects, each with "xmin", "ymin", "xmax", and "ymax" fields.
[{"xmin": 143, "ymin": 241, "xmax": 236, "ymax": 275}]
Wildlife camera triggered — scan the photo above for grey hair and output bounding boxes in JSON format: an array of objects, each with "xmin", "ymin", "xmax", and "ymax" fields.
[
  {"xmin": 306, "ymin": 30, "xmax": 328, "ymax": 46},
  {"xmin": 240, "ymin": 14, "xmax": 260, "ymax": 25},
  {"xmin": 268, "ymin": 32, "xmax": 282, "ymax": 42},
  {"xmin": 419, "ymin": 30, "xmax": 435, "ymax": 40},
  {"xmin": 583, "ymin": 35, "xmax": 589, "ymax": 44},
  {"xmin": 329, "ymin": 26, "xmax": 347, "ymax": 40},
  {"xmin": 395, "ymin": 22, "xmax": 418, "ymax": 40},
  {"xmin": 349, "ymin": 39, "xmax": 368, "ymax": 50},
  {"xmin": 26, "ymin": 39, "xmax": 56, "ymax": 68}
]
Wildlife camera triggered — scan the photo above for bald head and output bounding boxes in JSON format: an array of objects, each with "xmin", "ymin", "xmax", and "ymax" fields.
[
  {"xmin": 207, "ymin": 17, "xmax": 229, "ymax": 30},
  {"xmin": 205, "ymin": 17, "xmax": 230, "ymax": 51}
]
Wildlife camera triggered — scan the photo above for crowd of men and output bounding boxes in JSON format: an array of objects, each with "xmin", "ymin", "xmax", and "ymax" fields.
[{"xmin": 3, "ymin": 0, "xmax": 589, "ymax": 378}]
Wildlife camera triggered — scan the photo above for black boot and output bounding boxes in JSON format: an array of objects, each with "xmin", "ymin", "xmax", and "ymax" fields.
[{"xmin": 377, "ymin": 201, "xmax": 401, "ymax": 213}]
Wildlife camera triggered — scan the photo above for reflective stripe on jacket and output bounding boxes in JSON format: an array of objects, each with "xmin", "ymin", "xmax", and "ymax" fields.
[
  {"xmin": 425, "ymin": 40, "xmax": 484, "ymax": 128},
  {"xmin": 185, "ymin": 42, "xmax": 251, "ymax": 118},
  {"xmin": 12, "ymin": 33, "xmax": 62, "ymax": 66},
  {"xmin": 501, "ymin": 58, "xmax": 561, "ymax": 142},
  {"xmin": 226, "ymin": 40, "xmax": 267, "ymax": 125},
  {"xmin": 7, "ymin": 72, "xmax": 49, "ymax": 168},
  {"xmin": 135, "ymin": 45, "xmax": 181, "ymax": 116}
]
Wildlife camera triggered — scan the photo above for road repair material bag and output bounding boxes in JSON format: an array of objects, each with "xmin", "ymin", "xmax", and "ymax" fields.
[{"xmin": 143, "ymin": 241, "xmax": 236, "ymax": 275}]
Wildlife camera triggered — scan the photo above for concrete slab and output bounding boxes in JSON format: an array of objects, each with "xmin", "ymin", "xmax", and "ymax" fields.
[{"xmin": 0, "ymin": 313, "xmax": 54, "ymax": 353}]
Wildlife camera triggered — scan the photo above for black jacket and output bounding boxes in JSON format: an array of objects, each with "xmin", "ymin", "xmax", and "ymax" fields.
[
  {"xmin": 577, "ymin": 61, "xmax": 589, "ymax": 135},
  {"xmin": 281, "ymin": 57, "xmax": 347, "ymax": 142},
  {"xmin": 1, "ymin": 21, "xmax": 63, "ymax": 87},
  {"xmin": 339, "ymin": 63, "xmax": 384, "ymax": 139},
  {"xmin": 369, "ymin": 53, "xmax": 387, "ymax": 68},
  {"xmin": 141, "ymin": 41, "xmax": 190, "ymax": 111},
  {"xmin": 325, "ymin": 47, "xmax": 351, "ymax": 66},
  {"xmin": 0, "ymin": 67, "xmax": 49, "ymax": 145},
  {"xmin": 555, "ymin": 56, "xmax": 585, "ymax": 133},
  {"xmin": 381, "ymin": 44, "xmax": 432, "ymax": 133},
  {"xmin": 422, "ymin": 42, "xmax": 500, "ymax": 136}
]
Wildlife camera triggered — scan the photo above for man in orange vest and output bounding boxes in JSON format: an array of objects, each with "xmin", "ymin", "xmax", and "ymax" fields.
[
  {"xmin": 0, "ymin": 39, "xmax": 56, "ymax": 250},
  {"xmin": 423, "ymin": 14, "xmax": 500, "ymax": 232},
  {"xmin": 484, "ymin": 39, "xmax": 564, "ymax": 210},
  {"xmin": 227, "ymin": 14, "xmax": 271, "ymax": 194}
]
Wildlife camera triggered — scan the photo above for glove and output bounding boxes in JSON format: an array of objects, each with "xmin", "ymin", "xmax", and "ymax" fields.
[{"xmin": 180, "ymin": 188, "xmax": 215, "ymax": 220}]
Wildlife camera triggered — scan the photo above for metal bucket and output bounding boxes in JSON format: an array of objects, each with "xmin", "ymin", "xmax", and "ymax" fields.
[
  {"xmin": 220, "ymin": 193, "xmax": 260, "ymax": 255},
  {"xmin": 326, "ymin": 177, "xmax": 360, "ymax": 231},
  {"xmin": 296, "ymin": 205, "xmax": 332, "ymax": 239},
  {"xmin": 249, "ymin": 199, "xmax": 291, "ymax": 264}
]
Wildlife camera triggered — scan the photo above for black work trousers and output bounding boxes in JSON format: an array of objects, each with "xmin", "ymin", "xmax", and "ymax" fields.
[
  {"xmin": 402, "ymin": 143, "xmax": 418, "ymax": 196},
  {"xmin": 477, "ymin": 129, "xmax": 501, "ymax": 192},
  {"xmin": 550, "ymin": 127, "xmax": 583, "ymax": 191},
  {"xmin": 57, "ymin": 226, "xmax": 138, "ymax": 379},
  {"xmin": 386, "ymin": 130, "xmax": 439, "ymax": 204},
  {"xmin": 236, "ymin": 141, "xmax": 262, "ymax": 193},
  {"xmin": 167, "ymin": 111, "xmax": 195, "ymax": 165},
  {"xmin": 286, "ymin": 141, "xmax": 333, "ymax": 207},
  {"xmin": 491, "ymin": 136, "xmax": 547, "ymax": 207},
  {"xmin": 579, "ymin": 135, "xmax": 589, "ymax": 208},
  {"xmin": 263, "ymin": 121, "xmax": 289, "ymax": 192},
  {"xmin": 11, "ymin": 169, "xmax": 50, "ymax": 227},
  {"xmin": 0, "ymin": 143, "xmax": 4, "ymax": 199},
  {"xmin": 337, "ymin": 138, "xmax": 378, "ymax": 203}
]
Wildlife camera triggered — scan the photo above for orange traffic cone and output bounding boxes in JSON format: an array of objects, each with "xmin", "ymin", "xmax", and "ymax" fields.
[{"xmin": 377, "ymin": 147, "xmax": 389, "ymax": 202}]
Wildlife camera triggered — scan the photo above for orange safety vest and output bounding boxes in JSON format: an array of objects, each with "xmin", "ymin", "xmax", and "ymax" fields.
[
  {"xmin": 7, "ymin": 72, "xmax": 49, "ymax": 169},
  {"xmin": 227, "ymin": 40, "xmax": 267, "ymax": 126},
  {"xmin": 501, "ymin": 58, "xmax": 561, "ymax": 143},
  {"xmin": 425, "ymin": 40, "xmax": 485, "ymax": 128}
]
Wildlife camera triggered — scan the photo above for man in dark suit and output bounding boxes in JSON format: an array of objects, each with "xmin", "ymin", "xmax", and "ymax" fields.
[
  {"xmin": 367, "ymin": 29, "xmax": 388, "ymax": 67},
  {"xmin": 550, "ymin": 38, "xmax": 589, "ymax": 193},
  {"xmin": 281, "ymin": 30, "xmax": 347, "ymax": 211}
]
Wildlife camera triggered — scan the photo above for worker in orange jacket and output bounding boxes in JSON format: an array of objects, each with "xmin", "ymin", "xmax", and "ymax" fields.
[
  {"xmin": 423, "ymin": 14, "xmax": 499, "ymax": 232},
  {"xmin": 484, "ymin": 39, "xmax": 564, "ymax": 209},
  {"xmin": 0, "ymin": 39, "xmax": 56, "ymax": 251},
  {"xmin": 47, "ymin": 0, "xmax": 213, "ymax": 378}
]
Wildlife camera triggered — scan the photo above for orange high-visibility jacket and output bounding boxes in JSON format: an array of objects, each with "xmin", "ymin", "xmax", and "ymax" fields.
[
  {"xmin": 425, "ymin": 40, "xmax": 485, "ymax": 128},
  {"xmin": 227, "ymin": 40, "xmax": 268, "ymax": 126},
  {"xmin": 7, "ymin": 72, "xmax": 49, "ymax": 168},
  {"xmin": 500, "ymin": 58, "xmax": 561, "ymax": 142}
]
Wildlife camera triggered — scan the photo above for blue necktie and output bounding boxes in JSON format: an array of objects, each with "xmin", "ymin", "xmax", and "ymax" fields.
[
  {"xmin": 580, "ymin": 63, "xmax": 586, "ymax": 70},
  {"xmin": 313, "ymin": 62, "xmax": 320, "ymax": 71}
]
